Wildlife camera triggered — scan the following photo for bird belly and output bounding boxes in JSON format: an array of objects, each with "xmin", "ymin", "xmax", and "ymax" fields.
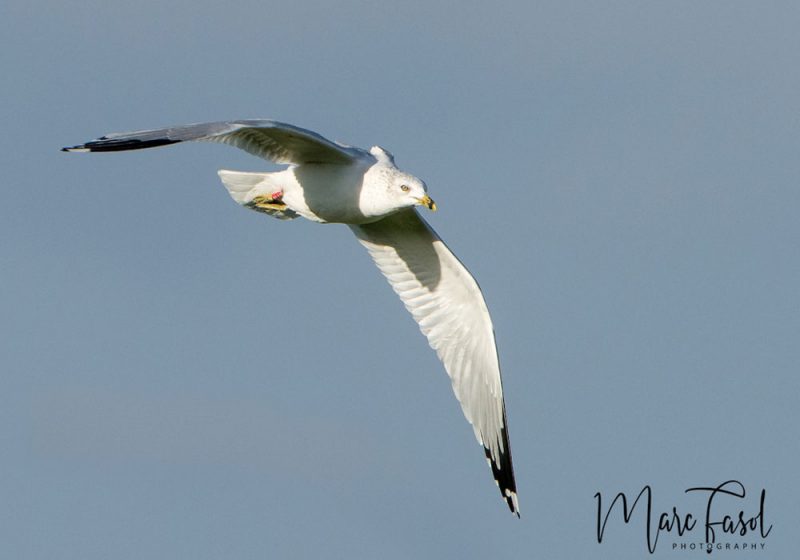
[{"xmin": 286, "ymin": 164, "xmax": 373, "ymax": 224}]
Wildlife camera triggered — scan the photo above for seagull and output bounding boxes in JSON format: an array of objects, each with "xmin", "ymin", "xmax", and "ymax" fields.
[{"xmin": 63, "ymin": 120, "xmax": 520, "ymax": 516}]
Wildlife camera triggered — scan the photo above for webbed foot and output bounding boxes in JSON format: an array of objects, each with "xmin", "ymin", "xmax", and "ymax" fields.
[{"xmin": 248, "ymin": 190, "xmax": 286, "ymax": 211}]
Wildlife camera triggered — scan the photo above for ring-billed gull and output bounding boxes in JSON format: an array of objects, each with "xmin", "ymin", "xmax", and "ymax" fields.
[{"xmin": 63, "ymin": 120, "xmax": 520, "ymax": 516}]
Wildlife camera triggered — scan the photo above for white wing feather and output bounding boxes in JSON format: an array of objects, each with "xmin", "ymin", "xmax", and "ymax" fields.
[
  {"xmin": 351, "ymin": 209, "xmax": 519, "ymax": 515},
  {"xmin": 62, "ymin": 120, "xmax": 366, "ymax": 165}
]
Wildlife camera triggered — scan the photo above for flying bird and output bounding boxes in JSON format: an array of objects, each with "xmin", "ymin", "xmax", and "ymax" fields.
[{"xmin": 63, "ymin": 120, "xmax": 519, "ymax": 516}]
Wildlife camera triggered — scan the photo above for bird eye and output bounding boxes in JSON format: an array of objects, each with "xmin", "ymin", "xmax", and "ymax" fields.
[{"xmin": 400, "ymin": 184, "xmax": 410, "ymax": 192}]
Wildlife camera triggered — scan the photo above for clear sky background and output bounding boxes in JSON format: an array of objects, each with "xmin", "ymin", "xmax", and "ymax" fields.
[{"xmin": 2, "ymin": 1, "xmax": 798, "ymax": 558}]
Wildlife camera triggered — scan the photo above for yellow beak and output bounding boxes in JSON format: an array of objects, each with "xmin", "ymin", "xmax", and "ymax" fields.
[{"xmin": 418, "ymin": 194, "xmax": 437, "ymax": 212}]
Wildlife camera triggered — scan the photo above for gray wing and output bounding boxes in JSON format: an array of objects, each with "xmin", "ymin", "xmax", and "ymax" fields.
[
  {"xmin": 351, "ymin": 209, "xmax": 519, "ymax": 516},
  {"xmin": 62, "ymin": 119, "xmax": 364, "ymax": 165}
]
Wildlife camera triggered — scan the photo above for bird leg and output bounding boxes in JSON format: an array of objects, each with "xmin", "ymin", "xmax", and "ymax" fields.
[{"xmin": 248, "ymin": 189, "xmax": 286, "ymax": 211}]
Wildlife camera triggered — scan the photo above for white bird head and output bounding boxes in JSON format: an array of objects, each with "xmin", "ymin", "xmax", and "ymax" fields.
[
  {"xmin": 390, "ymin": 172, "xmax": 436, "ymax": 212},
  {"xmin": 363, "ymin": 147, "xmax": 437, "ymax": 218}
]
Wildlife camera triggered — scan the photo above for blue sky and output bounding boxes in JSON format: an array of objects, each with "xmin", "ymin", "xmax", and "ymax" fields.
[{"xmin": 2, "ymin": 1, "xmax": 798, "ymax": 558}]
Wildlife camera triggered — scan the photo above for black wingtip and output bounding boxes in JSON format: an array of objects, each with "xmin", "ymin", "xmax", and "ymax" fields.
[
  {"xmin": 484, "ymin": 418, "xmax": 520, "ymax": 517},
  {"xmin": 86, "ymin": 138, "xmax": 181, "ymax": 152},
  {"xmin": 61, "ymin": 138, "xmax": 180, "ymax": 153}
]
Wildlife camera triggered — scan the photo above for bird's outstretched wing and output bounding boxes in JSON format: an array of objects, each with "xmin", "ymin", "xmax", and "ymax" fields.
[
  {"xmin": 350, "ymin": 209, "xmax": 519, "ymax": 516},
  {"xmin": 62, "ymin": 120, "xmax": 365, "ymax": 165}
]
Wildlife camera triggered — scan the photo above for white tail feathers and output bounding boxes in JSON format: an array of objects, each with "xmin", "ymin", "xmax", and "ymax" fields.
[
  {"xmin": 217, "ymin": 169, "xmax": 298, "ymax": 220},
  {"xmin": 218, "ymin": 169, "xmax": 271, "ymax": 205}
]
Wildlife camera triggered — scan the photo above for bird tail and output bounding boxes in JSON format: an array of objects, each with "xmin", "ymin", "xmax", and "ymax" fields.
[{"xmin": 218, "ymin": 170, "xmax": 298, "ymax": 220}]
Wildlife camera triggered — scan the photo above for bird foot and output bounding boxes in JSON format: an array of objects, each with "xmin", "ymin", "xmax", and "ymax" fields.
[{"xmin": 249, "ymin": 190, "xmax": 286, "ymax": 210}]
